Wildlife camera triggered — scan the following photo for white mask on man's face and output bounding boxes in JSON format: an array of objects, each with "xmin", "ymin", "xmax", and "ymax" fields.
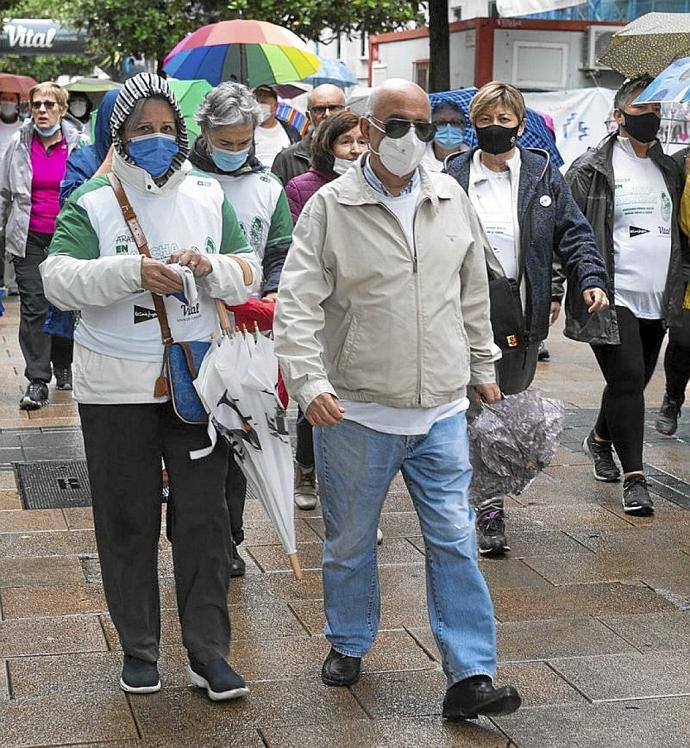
[
  {"xmin": 370, "ymin": 126, "xmax": 426, "ymax": 178},
  {"xmin": 258, "ymin": 103, "xmax": 273, "ymax": 123}
]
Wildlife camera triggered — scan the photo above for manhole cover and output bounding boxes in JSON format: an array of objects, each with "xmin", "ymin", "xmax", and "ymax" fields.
[{"xmin": 14, "ymin": 460, "xmax": 91, "ymax": 510}]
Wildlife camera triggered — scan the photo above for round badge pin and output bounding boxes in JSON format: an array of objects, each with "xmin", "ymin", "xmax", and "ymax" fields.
[{"xmin": 540, "ymin": 195, "xmax": 552, "ymax": 207}]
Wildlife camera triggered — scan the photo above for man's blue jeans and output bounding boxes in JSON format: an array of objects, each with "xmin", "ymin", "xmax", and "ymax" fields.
[{"xmin": 313, "ymin": 412, "xmax": 496, "ymax": 684}]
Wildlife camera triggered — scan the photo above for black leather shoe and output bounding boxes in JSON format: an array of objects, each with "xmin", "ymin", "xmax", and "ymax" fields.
[
  {"xmin": 321, "ymin": 647, "xmax": 361, "ymax": 687},
  {"xmin": 443, "ymin": 675, "xmax": 522, "ymax": 720}
]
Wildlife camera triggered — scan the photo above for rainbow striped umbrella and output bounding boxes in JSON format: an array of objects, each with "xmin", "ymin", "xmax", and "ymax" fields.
[{"xmin": 163, "ymin": 19, "xmax": 320, "ymax": 88}]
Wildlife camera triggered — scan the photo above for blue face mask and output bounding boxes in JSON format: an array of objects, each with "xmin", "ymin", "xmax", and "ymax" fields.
[
  {"xmin": 33, "ymin": 120, "xmax": 61, "ymax": 137},
  {"xmin": 434, "ymin": 123, "xmax": 465, "ymax": 149},
  {"xmin": 127, "ymin": 133, "xmax": 179, "ymax": 177},
  {"xmin": 210, "ymin": 145, "xmax": 250, "ymax": 173}
]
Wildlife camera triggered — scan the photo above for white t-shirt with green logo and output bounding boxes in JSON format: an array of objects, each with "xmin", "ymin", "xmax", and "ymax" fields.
[
  {"xmin": 50, "ymin": 171, "xmax": 252, "ymax": 362},
  {"xmin": 612, "ymin": 140, "xmax": 672, "ymax": 319}
]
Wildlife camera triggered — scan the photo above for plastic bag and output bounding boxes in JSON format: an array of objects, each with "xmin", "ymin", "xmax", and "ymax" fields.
[{"xmin": 468, "ymin": 389, "xmax": 565, "ymax": 502}]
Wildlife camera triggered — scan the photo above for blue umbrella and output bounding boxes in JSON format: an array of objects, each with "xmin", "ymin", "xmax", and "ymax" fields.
[
  {"xmin": 429, "ymin": 88, "xmax": 564, "ymax": 168},
  {"xmin": 634, "ymin": 56, "xmax": 690, "ymax": 104},
  {"xmin": 304, "ymin": 57, "xmax": 358, "ymax": 88}
]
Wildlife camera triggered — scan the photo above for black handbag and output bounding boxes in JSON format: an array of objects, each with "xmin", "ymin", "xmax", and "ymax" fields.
[{"xmin": 487, "ymin": 270, "xmax": 528, "ymax": 352}]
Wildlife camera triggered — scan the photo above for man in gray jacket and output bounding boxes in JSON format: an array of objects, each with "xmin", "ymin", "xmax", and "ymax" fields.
[{"xmin": 274, "ymin": 79, "xmax": 521, "ymax": 720}]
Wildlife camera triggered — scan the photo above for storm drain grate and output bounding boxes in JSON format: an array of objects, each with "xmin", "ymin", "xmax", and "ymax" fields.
[{"xmin": 14, "ymin": 460, "xmax": 91, "ymax": 510}]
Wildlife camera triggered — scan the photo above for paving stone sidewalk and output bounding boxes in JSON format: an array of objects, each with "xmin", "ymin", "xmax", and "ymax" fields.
[{"xmin": 0, "ymin": 297, "xmax": 688, "ymax": 747}]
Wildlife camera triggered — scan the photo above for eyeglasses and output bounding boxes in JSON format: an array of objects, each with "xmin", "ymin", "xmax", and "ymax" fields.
[
  {"xmin": 309, "ymin": 104, "xmax": 345, "ymax": 116},
  {"xmin": 31, "ymin": 100, "xmax": 57, "ymax": 111},
  {"xmin": 434, "ymin": 120, "xmax": 465, "ymax": 129},
  {"xmin": 369, "ymin": 116, "xmax": 437, "ymax": 143}
]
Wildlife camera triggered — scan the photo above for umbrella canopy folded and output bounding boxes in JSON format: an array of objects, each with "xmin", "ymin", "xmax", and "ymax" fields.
[
  {"xmin": 0, "ymin": 72, "xmax": 37, "ymax": 99},
  {"xmin": 304, "ymin": 57, "xmax": 358, "ymax": 88},
  {"xmin": 429, "ymin": 88, "xmax": 564, "ymax": 168},
  {"xmin": 468, "ymin": 390, "xmax": 565, "ymax": 503},
  {"xmin": 598, "ymin": 12, "xmax": 690, "ymax": 78},
  {"xmin": 192, "ymin": 324, "xmax": 302, "ymax": 579},
  {"xmin": 163, "ymin": 19, "xmax": 320, "ymax": 88}
]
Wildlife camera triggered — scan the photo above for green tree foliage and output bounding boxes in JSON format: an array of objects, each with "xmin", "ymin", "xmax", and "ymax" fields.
[
  {"xmin": 4, "ymin": 0, "xmax": 424, "ymax": 70},
  {"xmin": 1, "ymin": 0, "xmax": 425, "ymax": 81},
  {"xmin": 225, "ymin": 0, "xmax": 425, "ymax": 41}
]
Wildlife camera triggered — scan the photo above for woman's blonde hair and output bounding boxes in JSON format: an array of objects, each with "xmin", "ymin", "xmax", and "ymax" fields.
[
  {"xmin": 29, "ymin": 81, "xmax": 68, "ymax": 109},
  {"xmin": 470, "ymin": 81, "xmax": 526, "ymax": 125}
]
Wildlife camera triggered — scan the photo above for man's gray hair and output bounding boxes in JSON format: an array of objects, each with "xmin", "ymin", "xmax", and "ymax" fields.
[
  {"xmin": 195, "ymin": 82, "xmax": 263, "ymax": 130},
  {"xmin": 614, "ymin": 76, "xmax": 653, "ymax": 111}
]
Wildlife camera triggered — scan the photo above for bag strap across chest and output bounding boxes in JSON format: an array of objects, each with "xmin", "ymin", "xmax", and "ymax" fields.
[{"xmin": 107, "ymin": 172, "xmax": 173, "ymax": 346}]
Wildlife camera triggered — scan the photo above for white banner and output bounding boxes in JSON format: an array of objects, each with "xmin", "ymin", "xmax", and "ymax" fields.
[
  {"xmin": 497, "ymin": 0, "xmax": 584, "ymax": 17},
  {"xmin": 523, "ymin": 87, "xmax": 615, "ymax": 170}
]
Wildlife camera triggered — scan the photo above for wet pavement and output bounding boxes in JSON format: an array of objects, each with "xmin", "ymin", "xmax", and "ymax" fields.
[{"xmin": 0, "ymin": 296, "xmax": 688, "ymax": 747}]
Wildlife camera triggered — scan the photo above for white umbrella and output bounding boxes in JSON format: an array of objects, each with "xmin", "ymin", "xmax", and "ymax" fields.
[{"xmin": 192, "ymin": 304, "xmax": 302, "ymax": 579}]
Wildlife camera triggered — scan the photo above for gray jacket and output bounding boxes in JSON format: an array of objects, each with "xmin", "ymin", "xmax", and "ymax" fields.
[
  {"xmin": 271, "ymin": 131, "xmax": 312, "ymax": 186},
  {"xmin": 274, "ymin": 160, "xmax": 501, "ymax": 412},
  {"xmin": 0, "ymin": 118, "xmax": 82, "ymax": 258},
  {"xmin": 566, "ymin": 133, "xmax": 686, "ymax": 339}
]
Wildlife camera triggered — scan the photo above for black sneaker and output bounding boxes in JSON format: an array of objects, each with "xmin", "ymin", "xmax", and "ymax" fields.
[
  {"xmin": 623, "ymin": 475, "xmax": 654, "ymax": 516},
  {"xmin": 537, "ymin": 342, "xmax": 550, "ymax": 361},
  {"xmin": 230, "ymin": 542, "xmax": 246, "ymax": 578},
  {"xmin": 54, "ymin": 366, "xmax": 72, "ymax": 391},
  {"xmin": 476, "ymin": 505, "xmax": 509, "ymax": 557},
  {"xmin": 19, "ymin": 381, "xmax": 49, "ymax": 411},
  {"xmin": 119, "ymin": 655, "xmax": 161, "ymax": 694},
  {"xmin": 321, "ymin": 647, "xmax": 361, "ymax": 687},
  {"xmin": 188, "ymin": 657, "xmax": 249, "ymax": 701},
  {"xmin": 655, "ymin": 395, "xmax": 682, "ymax": 437},
  {"xmin": 443, "ymin": 675, "xmax": 522, "ymax": 721},
  {"xmin": 583, "ymin": 431, "xmax": 621, "ymax": 482}
]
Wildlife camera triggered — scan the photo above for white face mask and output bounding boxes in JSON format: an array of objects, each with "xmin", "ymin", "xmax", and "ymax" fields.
[
  {"xmin": 70, "ymin": 101, "xmax": 88, "ymax": 119},
  {"xmin": 332, "ymin": 156, "xmax": 356, "ymax": 176},
  {"xmin": 258, "ymin": 103, "xmax": 273, "ymax": 123},
  {"xmin": 0, "ymin": 102, "xmax": 17, "ymax": 118},
  {"xmin": 369, "ymin": 123, "xmax": 426, "ymax": 178}
]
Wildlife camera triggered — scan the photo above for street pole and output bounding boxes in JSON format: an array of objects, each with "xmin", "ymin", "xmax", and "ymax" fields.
[{"xmin": 428, "ymin": 0, "xmax": 450, "ymax": 93}]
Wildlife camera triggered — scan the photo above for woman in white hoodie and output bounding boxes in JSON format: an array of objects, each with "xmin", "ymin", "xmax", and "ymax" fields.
[{"xmin": 41, "ymin": 74, "xmax": 260, "ymax": 703}]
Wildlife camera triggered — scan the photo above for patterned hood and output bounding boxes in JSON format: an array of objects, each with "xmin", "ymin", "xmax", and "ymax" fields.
[{"xmin": 110, "ymin": 73, "xmax": 189, "ymax": 185}]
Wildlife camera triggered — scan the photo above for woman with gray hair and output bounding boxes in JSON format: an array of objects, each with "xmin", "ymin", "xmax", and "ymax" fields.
[
  {"xmin": 41, "ymin": 73, "xmax": 260, "ymax": 701},
  {"xmin": 190, "ymin": 81, "xmax": 293, "ymax": 577}
]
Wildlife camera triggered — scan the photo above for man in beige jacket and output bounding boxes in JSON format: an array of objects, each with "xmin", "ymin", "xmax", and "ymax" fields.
[{"xmin": 274, "ymin": 79, "xmax": 521, "ymax": 720}]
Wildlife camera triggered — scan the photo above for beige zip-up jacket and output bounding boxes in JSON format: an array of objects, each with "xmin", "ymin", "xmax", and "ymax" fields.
[{"xmin": 274, "ymin": 160, "xmax": 501, "ymax": 412}]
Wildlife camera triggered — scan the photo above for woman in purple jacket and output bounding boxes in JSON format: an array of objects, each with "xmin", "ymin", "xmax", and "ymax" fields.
[
  {"xmin": 284, "ymin": 111, "xmax": 367, "ymax": 510},
  {"xmin": 285, "ymin": 110, "xmax": 367, "ymax": 223}
]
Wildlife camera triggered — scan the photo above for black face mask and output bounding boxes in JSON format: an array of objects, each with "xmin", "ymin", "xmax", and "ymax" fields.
[
  {"xmin": 476, "ymin": 124, "xmax": 520, "ymax": 155},
  {"xmin": 621, "ymin": 111, "xmax": 661, "ymax": 144}
]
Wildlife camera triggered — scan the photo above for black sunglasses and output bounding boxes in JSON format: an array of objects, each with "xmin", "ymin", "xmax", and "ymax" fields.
[
  {"xmin": 369, "ymin": 116, "xmax": 437, "ymax": 142},
  {"xmin": 309, "ymin": 104, "xmax": 346, "ymax": 116},
  {"xmin": 31, "ymin": 100, "xmax": 57, "ymax": 111}
]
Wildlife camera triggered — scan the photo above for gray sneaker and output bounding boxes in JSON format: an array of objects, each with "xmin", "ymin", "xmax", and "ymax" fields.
[{"xmin": 294, "ymin": 463, "xmax": 317, "ymax": 510}]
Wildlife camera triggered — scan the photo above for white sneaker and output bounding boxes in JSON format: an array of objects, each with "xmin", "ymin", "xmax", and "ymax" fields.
[
  {"xmin": 294, "ymin": 463, "xmax": 317, "ymax": 510},
  {"xmin": 376, "ymin": 527, "xmax": 384, "ymax": 545}
]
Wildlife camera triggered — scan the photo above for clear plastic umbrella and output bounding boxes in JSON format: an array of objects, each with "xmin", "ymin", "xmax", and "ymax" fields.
[{"xmin": 468, "ymin": 389, "xmax": 565, "ymax": 503}]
